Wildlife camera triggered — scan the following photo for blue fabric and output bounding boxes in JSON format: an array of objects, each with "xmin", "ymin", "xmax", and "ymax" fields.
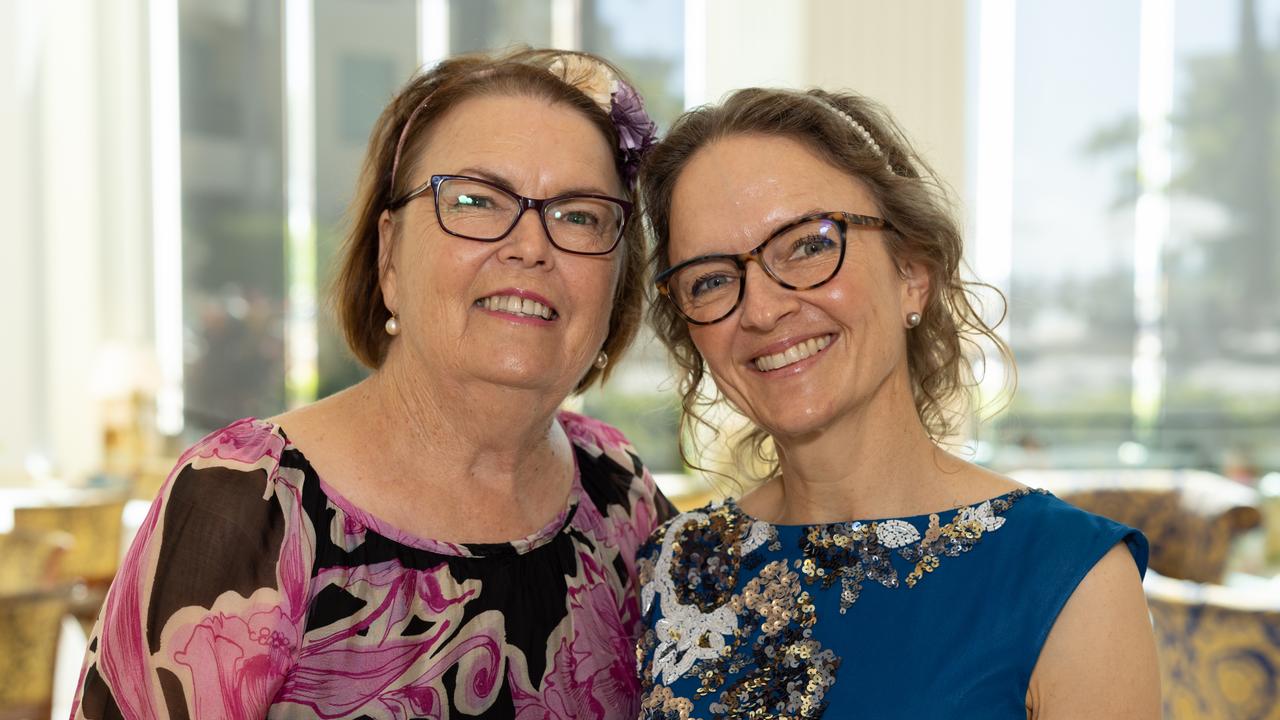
[{"xmin": 636, "ymin": 489, "xmax": 1147, "ymax": 719}]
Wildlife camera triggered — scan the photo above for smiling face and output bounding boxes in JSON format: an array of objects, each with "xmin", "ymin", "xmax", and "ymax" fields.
[
  {"xmin": 667, "ymin": 133, "xmax": 929, "ymax": 440},
  {"xmin": 378, "ymin": 93, "xmax": 624, "ymax": 396}
]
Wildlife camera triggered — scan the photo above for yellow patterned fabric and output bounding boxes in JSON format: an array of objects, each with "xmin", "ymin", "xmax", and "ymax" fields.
[
  {"xmin": 1010, "ymin": 469, "xmax": 1261, "ymax": 583},
  {"xmin": 0, "ymin": 589, "xmax": 69, "ymax": 717},
  {"xmin": 0, "ymin": 530, "xmax": 74, "ymax": 720},
  {"xmin": 14, "ymin": 498, "xmax": 126, "ymax": 633},
  {"xmin": 1146, "ymin": 572, "xmax": 1280, "ymax": 720},
  {"xmin": 0, "ymin": 530, "xmax": 71, "ymax": 594},
  {"xmin": 14, "ymin": 497, "xmax": 126, "ymax": 582}
]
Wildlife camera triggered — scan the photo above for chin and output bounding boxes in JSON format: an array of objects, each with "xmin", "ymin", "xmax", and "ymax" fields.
[
  {"xmin": 746, "ymin": 401, "xmax": 841, "ymax": 442},
  {"xmin": 471, "ymin": 358, "xmax": 566, "ymax": 392}
]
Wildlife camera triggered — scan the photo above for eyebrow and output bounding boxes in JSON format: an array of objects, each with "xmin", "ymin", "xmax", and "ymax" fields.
[
  {"xmin": 454, "ymin": 166, "xmax": 617, "ymax": 198},
  {"xmin": 670, "ymin": 207, "xmax": 828, "ymax": 266}
]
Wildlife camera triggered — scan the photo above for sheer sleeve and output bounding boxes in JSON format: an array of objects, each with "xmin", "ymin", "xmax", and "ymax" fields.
[{"xmin": 71, "ymin": 419, "xmax": 315, "ymax": 720}]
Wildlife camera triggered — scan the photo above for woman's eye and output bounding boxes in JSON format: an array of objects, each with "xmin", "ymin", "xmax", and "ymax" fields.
[
  {"xmin": 690, "ymin": 273, "xmax": 735, "ymax": 297},
  {"xmin": 789, "ymin": 234, "xmax": 837, "ymax": 258},
  {"xmin": 556, "ymin": 209, "xmax": 600, "ymax": 226},
  {"xmin": 451, "ymin": 193, "xmax": 494, "ymax": 209}
]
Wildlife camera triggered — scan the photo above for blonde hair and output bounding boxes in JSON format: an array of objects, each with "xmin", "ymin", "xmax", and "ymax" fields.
[{"xmin": 639, "ymin": 88, "xmax": 1013, "ymax": 482}]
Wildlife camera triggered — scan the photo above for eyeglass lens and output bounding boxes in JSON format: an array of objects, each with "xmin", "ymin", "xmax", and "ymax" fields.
[
  {"xmin": 435, "ymin": 177, "xmax": 625, "ymax": 255},
  {"xmin": 667, "ymin": 217, "xmax": 843, "ymax": 323}
]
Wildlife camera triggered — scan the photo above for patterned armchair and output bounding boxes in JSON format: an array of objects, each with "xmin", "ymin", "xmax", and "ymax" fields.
[
  {"xmin": 1145, "ymin": 572, "xmax": 1280, "ymax": 720},
  {"xmin": 1009, "ymin": 469, "xmax": 1262, "ymax": 583},
  {"xmin": 0, "ymin": 529, "xmax": 74, "ymax": 720},
  {"xmin": 14, "ymin": 493, "xmax": 127, "ymax": 634}
]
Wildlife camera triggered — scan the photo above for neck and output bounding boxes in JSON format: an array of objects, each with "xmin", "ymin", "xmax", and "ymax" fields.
[
  {"xmin": 755, "ymin": 368, "xmax": 962, "ymax": 524},
  {"xmin": 357, "ymin": 347, "xmax": 571, "ymax": 495}
]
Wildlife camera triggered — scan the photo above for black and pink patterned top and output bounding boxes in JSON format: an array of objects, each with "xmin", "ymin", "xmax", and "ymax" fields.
[{"xmin": 72, "ymin": 411, "xmax": 674, "ymax": 719}]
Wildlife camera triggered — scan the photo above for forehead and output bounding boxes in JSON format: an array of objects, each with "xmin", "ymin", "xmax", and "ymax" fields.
[
  {"xmin": 413, "ymin": 93, "xmax": 618, "ymax": 188},
  {"xmin": 668, "ymin": 133, "xmax": 878, "ymax": 260}
]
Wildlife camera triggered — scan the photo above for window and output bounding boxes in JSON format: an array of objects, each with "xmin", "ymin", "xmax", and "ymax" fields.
[{"xmin": 974, "ymin": 0, "xmax": 1280, "ymax": 478}]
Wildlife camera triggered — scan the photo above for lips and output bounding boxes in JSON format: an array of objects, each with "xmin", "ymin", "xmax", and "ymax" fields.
[
  {"xmin": 474, "ymin": 289, "xmax": 559, "ymax": 321},
  {"xmin": 751, "ymin": 333, "xmax": 834, "ymax": 372}
]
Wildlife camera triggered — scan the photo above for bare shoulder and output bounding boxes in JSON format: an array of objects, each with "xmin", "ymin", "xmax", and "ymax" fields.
[
  {"xmin": 936, "ymin": 449, "xmax": 1028, "ymax": 504},
  {"xmin": 269, "ymin": 385, "xmax": 366, "ymax": 448},
  {"xmin": 1026, "ymin": 542, "xmax": 1161, "ymax": 719}
]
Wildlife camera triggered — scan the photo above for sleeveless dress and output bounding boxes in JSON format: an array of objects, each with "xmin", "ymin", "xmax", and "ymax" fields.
[
  {"xmin": 72, "ymin": 411, "xmax": 674, "ymax": 719},
  {"xmin": 636, "ymin": 488, "xmax": 1147, "ymax": 719}
]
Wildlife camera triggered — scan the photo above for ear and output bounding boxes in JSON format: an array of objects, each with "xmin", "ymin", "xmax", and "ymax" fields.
[
  {"xmin": 377, "ymin": 209, "xmax": 399, "ymax": 312},
  {"xmin": 898, "ymin": 258, "xmax": 931, "ymax": 315}
]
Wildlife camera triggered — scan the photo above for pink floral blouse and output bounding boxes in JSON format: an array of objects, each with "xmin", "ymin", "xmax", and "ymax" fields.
[{"xmin": 71, "ymin": 411, "xmax": 673, "ymax": 719}]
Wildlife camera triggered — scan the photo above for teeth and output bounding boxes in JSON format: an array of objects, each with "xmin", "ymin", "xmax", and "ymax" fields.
[
  {"xmin": 478, "ymin": 295, "xmax": 555, "ymax": 320},
  {"xmin": 753, "ymin": 334, "xmax": 833, "ymax": 372}
]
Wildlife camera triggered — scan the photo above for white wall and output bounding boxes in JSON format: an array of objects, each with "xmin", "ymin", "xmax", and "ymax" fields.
[
  {"xmin": 697, "ymin": 0, "xmax": 968, "ymax": 197},
  {"xmin": 0, "ymin": 0, "xmax": 43, "ymax": 481},
  {"xmin": 0, "ymin": 0, "xmax": 151, "ymax": 484}
]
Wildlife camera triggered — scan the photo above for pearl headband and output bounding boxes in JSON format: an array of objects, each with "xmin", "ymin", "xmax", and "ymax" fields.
[{"xmin": 809, "ymin": 95, "xmax": 895, "ymax": 174}]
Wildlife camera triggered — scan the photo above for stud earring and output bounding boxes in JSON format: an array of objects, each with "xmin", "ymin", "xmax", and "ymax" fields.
[
  {"xmin": 594, "ymin": 351, "xmax": 609, "ymax": 369},
  {"xmin": 385, "ymin": 314, "xmax": 400, "ymax": 336},
  {"xmin": 906, "ymin": 312, "xmax": 922, "ymax": 328}
]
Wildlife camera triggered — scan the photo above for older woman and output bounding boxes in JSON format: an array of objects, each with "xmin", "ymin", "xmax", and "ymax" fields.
[
  {"xmin": 72, "ymin": 49, "xmax": 672, "ymax": 719},
  {"xmin": 634, "ymin": 89, "xmax": 1160, "ymax": 718}
]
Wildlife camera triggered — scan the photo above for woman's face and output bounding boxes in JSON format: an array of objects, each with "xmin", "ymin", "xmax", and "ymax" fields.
[
  {"xmin": 667, "ymin": 133, "xmax": 928, "ymax": 440},
  {"xmin": 379, "ymin": 93, "xmax": 624, "ymax": 397}
]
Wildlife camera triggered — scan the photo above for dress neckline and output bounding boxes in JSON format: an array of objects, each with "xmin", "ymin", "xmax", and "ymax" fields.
[
  {"xmin": 259, "ymin": 415, "xmax": 585, "ymax": 558},
  {"xmin": 722, "ymin": 486, "xmax": 1046, "ymax": 531}
]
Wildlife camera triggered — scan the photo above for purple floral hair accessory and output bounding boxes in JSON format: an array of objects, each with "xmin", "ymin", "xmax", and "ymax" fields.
[
  {"xmin": 609, "ymin": 79, "xmax": 658, "ymax": 186},
  {"xmin": 547, "ymin": 54, "xmax": 657, "ymax": 187}
]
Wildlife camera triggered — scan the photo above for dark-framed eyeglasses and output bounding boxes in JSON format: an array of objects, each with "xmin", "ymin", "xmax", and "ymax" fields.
[
  {"xmin": 655, "ymin": 211, "xmax": 893, "ymax": 325},
  {"xmin": 387, "ymin": 174, "xmax": 632, "ymax": 256}
]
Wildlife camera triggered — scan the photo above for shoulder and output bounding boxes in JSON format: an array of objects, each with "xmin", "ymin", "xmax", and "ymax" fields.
[
  {"xmin": 559, "ymin": 410, "xmax": 675, "ymax": 526},
  {"xmin": 1013, "ymin": 490, "xmax": 1149, "ymax": 577},
  {"xmin": 992, "ymin": 490, "xmax": 1158, "ymax": 716},
  {"xmin": 1027, "ymin": 542, "xmax": 1161, "ymax": 718},
  {"xmin": 559, "ymin": 409, "xmax": 642, "ymax": 461},
  {"xmin": 174, "ymin": 417, "xmax": 290, "ymax": 485},
  {"xmin": 109, "ymin": 419, "xmax": 315, "ymax": 669},
  {"xmin": 639, "ymin": 500, "xmax": 753, "ymax": 569},
  {"xmin": 156, "ymin": 418, "xmax": 303, "ymax": 548}
]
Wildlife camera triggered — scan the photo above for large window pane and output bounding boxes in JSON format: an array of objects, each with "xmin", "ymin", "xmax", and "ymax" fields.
[
  {"xmin": 314, "ymin": 0, "xmax": 419, "ymax": 399},
  {"xmin": 450, "ymin": 1, "xmax": 551, "ymax": 53},
  {"xmin": 1163, "ymin": 0, "xmax": 1280, "ymax": 475},
  {"xmin": 983, "ymin": 0, "xmax": 1280, "ymax": 478},
  {"xmin": 179, "ymin": 0, "xmax": 286, "ymax": 436},
  {"xmin": 988, "ymin": 0, "xmax": 1142, "ymax": 467},
  {"xmin": 582, "ymin": 0, "xmax": 685, "ymax": 128},
  {"xmin": 579, "ymin": 0, "xmax": 686, "ymax": 473}
]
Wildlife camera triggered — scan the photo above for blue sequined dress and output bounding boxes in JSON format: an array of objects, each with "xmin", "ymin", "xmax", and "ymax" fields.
[{"xmin": 635, "ymin": 488, "xmax": 1147, "ymax": 718}]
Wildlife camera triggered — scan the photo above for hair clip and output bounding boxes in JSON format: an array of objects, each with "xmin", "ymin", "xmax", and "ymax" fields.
[
  {"xmin": 809, "ymin": 96, "xmax": 894, "ymax": 174},
  {"xmin": 549, "ymin": 55, "xmax": 657, "ymax": 187}
]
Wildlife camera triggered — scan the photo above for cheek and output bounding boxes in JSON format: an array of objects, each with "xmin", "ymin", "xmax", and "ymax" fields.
[
  {"xmin": 824, "ymin": 272, "xmax": 897, "ymax": 328},
  {"xmin": 688, "ymin": 325, "xmax": 734, "ymax": 375}
]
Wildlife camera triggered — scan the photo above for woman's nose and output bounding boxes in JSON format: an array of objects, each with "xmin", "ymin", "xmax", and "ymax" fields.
[
  {"xmin": 737, "ymin": 260, "xmax": 799, "ymax": 330},
  {"xmin": 498, "ymin": 208, "xmax": 556, "ymax": 268}
]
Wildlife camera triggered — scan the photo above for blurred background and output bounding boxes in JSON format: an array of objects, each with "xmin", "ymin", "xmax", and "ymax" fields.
[{"xmin": 1, "ymin": 0, "xmax": 1278, "ymax": 717}]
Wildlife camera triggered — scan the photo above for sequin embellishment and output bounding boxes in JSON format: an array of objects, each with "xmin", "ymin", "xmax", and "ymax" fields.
[{"xmin": 638, "ymin": 488, "xmax": 1043, "ymax": 718}]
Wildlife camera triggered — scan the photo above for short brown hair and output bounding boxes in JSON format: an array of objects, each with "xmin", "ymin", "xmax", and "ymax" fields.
[
  {"xmin": 333, "ymin": 48, "xmax": 646, "ymax": 391},
  {"xmin": 639, "ymin": 88, "xmax": 1013, "ymax": 480}
]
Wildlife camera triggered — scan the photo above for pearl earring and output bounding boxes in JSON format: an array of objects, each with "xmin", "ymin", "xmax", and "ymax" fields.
[
  {"xmin": 594, "ymin": 351, "xmax": 609, "ymax": 369},
  {"xmin": 906, "ymin": 312, "xmax": 921, "ymax": 328},
  {"xmin": 385, "ymin": 314, "xmax": 400, "ymax": 336}
]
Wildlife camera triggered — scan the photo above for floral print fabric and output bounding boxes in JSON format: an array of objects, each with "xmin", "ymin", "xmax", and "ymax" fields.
[{"xmin": 72, "ymin": 411, "xmax": 673, "ymax": 719}]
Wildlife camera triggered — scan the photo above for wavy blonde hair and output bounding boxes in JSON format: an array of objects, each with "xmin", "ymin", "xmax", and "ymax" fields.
[{"xmin": 639, "ymin": 88, "xmax": 1014, "ymax": 483}]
